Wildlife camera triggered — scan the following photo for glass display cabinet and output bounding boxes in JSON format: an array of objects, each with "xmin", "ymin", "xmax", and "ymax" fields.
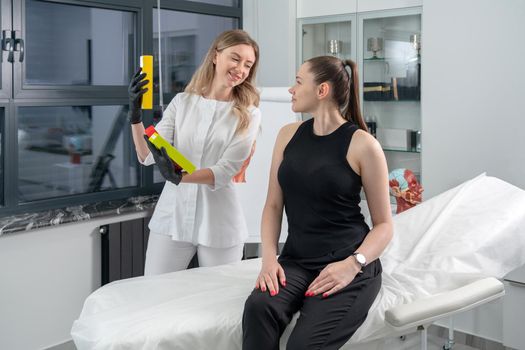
[
  {"xmin": 297, "ymin": 15, "xmax": 356, "ymax": 119},
  {"xmin": 298, "ymin": 14, "xmax": 356, "ymax": 63},
  {"xmin": 358, "ymin": 8, "xmax": 422, "ymax": 183}
]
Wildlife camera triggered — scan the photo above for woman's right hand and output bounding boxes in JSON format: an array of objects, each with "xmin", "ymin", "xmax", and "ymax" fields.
[
  {"xmin": 128, "ymin": 67, "xmax": 149, "ymax": 124},
  {"xmin": 256, "ymin": 258, "xmax": 286, "ymax": 296}
]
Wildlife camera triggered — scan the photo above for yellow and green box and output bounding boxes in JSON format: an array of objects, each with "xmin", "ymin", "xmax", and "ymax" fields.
[{"xmin": 145, "ymin": 125, "xmax": 196, "ymax": 174}]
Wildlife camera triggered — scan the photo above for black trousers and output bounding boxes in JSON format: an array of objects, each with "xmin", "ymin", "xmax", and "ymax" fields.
[{"xmin": 242, "ymin": 258, "xmax": 382, "ymax": 350}]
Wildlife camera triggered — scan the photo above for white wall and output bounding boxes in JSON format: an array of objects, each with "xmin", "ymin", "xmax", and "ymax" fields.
[
  {"xmin": 423, "ymin": 0, "xmax": 525, "ymax": 342},
  {"xmin": 243, "ymin": 0, "xmax": 296, "ymax": 87},
  {"xmin": 0, "ymin": 211, "xmax": 149, "ymax": 350},
  {"xmin": 421, "ymin": 0, "xmax": 525, "ymax": 198}
]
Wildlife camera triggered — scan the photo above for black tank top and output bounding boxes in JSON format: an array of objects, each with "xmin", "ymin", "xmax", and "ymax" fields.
[{"xmin": 278, "ymin": 118, "xmax": 370, "ymax": 267}]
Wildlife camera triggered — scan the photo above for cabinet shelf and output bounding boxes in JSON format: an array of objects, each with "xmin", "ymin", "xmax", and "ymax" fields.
[
  {"xmin": 383, "ymin": 147, "xmax": 421, "ymax": 153},
  {"xmin": 364, "ymin": 98, "xmax": 420, "ymax": 102},
  {"xmin": 364, "ymin": 57, "xmax": 420, "ymax": 63}
]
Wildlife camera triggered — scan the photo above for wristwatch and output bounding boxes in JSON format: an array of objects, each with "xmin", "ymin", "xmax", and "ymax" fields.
[{"xmin": 352, "ymin": 252, "xmax": 367, "ymax": 272}]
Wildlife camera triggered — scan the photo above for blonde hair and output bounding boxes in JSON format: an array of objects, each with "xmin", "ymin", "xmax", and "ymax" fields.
[{"xmin": 185, "ymin": 29, "xmax": 260, "ymax": 133}]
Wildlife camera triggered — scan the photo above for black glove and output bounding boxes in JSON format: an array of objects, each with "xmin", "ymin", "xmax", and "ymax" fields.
[
  {"xmin": 128, "ymin": 67, "xmax": 149, "ymax": 124},
  {"xmin": 143, "ymin": 135, "xmax": 183, "ymax": 185}
]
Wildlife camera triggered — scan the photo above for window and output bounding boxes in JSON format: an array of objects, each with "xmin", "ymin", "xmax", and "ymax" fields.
[
  {"xmin": 0, "ymin": 0, "xmax": 242, "ymax": 215},
  {"xmin": 17, "ymin": 105, "xmax": 136, "ymax": 202},
  {"xmin": 25, "ymin": 1, "xmax": 135, "ymax": 86}
]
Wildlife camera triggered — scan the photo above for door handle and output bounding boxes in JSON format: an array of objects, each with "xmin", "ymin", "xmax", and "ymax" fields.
[
  {"xmin": 15, "ymin": 38, "xmax": 24, "ymax": 62},
  {"xmin": 13, "ymin": 31, "xmax": 24, "ymax": 62},
  {"xmin": 1, "ymin": 30, "xmax": 14, "ymax": 63}
]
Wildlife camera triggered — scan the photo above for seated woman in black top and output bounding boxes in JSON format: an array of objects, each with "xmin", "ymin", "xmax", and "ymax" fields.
[{"xmin": 242, "ymin": 56, "xmax": 393, "ymax": 350}]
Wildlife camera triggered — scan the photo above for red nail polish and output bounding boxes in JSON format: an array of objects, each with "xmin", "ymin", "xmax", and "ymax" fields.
[
  {"xmin": 305, "ymin": 291, "xmax": 310, "ymax": 297},
  {"xmin": 270, "ymin": 290, "xmax": 276, "ymax": 296},
  {"xmin": 282, "ymin": 281, "xmax": 286, "ymax": 287},
  {"xmin": 322, "ymin": 293, "xmax": 328, "ymax": 298}
]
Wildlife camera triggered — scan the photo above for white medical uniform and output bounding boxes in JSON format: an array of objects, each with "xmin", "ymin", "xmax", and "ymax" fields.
[{"xmin": 140, "ymin": 92, "xmax": 261, "ymax": 249}]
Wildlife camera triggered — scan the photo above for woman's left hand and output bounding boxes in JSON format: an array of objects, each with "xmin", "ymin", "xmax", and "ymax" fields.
[{"xmin": 305, "ymin": 259, "xmax": 361, "ymax": 298}]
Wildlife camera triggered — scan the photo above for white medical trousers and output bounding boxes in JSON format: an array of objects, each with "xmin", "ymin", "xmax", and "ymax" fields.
[{"xmin": 144, "ymin": 231, "xmax": 244, "ymax": 276}]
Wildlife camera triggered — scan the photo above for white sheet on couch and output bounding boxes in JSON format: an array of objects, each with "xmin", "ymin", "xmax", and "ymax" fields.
[{"xmin": 71, "ymin": 174, "xmax": 525, "ymax": 349}]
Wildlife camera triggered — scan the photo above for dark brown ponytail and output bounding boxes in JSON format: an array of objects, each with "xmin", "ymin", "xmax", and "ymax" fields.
[
  {"xmin": 342, "ymin": 60, "xmax": 366, "ymax": 130},
  {"xmin": 306, "ymin": 56, "xmax": 367, "ymax": 131}
]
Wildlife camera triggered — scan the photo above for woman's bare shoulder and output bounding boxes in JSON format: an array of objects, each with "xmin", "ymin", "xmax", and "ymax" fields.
[
  {"xmin": 275, "ymin": 121, "xmax": 303, "ymax": 147},
  {"xmin": 347, "ymin": 128, "xmax": 385, "ymax": 175},
  {"xmin": 280, "ymin": 121, "xmax": 303, "ymax": 136},
  {"xmin": 351, "ymin": 128, "xmax": 382, "ymax": 155}
]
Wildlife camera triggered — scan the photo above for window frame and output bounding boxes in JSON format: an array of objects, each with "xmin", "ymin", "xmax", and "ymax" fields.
[{"xmin": 13, "ymin": 0, "xmax": 144, "ymax": 100}]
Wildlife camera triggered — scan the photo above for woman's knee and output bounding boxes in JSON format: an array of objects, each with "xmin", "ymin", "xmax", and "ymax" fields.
[{"xmin": 244, "ymin": 289, "xmax": 275, "ymax": 317}]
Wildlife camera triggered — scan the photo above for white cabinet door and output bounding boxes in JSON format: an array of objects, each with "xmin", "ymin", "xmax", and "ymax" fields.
[
  {"xmin": 297, "ymin": 0, "xmax": 423, "ymax": 18},
  {"xmin": 297, "ymin": 0, "xmax": 357, "ymax": 18},
  {"xmin": 357, "ymin": 0, "xmax": 422, "ymax": 13}
]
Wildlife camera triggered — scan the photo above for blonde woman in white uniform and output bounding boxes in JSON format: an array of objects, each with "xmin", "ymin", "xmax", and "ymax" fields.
[{"xmin": 127, "ymin": 30, "xmax": 261, "ymax": 275}]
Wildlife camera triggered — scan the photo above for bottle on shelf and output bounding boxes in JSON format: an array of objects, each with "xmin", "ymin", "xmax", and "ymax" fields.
[{"xmin": 365, "ymin": 115, "xmax": 377, "ymax": 138}]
